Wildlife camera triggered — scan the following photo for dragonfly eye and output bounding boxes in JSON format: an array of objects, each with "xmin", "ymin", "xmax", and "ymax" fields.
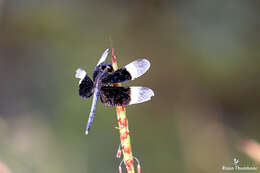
[
  {"xmin": 101, "ymin": 65, "xmax": 106, "ymax": 70},
  {"xmin": 101, "ymin": 65, "xmax": 113, "ymax": 72},
  {"xmin": 107, "ymin": 65, "xmax": 113, "ymax": 72}
]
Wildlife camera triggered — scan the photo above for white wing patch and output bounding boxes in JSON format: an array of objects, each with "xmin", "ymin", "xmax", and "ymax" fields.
[
  {"xmin": 75, "ymin": 68, "xmax": 87, "ymax": 84},
  {"xmin": 97, "ymin": 48, "xmax": 109, "ymax": 66},
  {"xmin": 129, "ymin": 87, "xmax": 154, "ymax": 105},
  {"xmin": 125, "ymin": 59, "xmax": 150, "ymax": 80}
]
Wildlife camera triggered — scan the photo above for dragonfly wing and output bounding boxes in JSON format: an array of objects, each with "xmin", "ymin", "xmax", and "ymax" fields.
[
  {"xmin": 76, "ymin": 69, "xmax": 94, "ymax": 98},
  {"xmin": 125, "ymin": 58, "xmax": 150, "ymax": 80},
  {"xmin": 100, "ymin": 86, "xmax": 154, "ymax": 106},
  {"xmin": 128, "ymin": 86, "xmax": 154, "ymax": 105},
  {"xmin": 101, "ymin": 58, "xmax": 150, "ymax": 84},
  {"xmin": 97, "ymin": 48, "xmax": 109, "ymax": 66}
]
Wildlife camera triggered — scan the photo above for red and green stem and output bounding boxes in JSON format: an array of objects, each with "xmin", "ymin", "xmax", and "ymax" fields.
[{"xmin": 111, "ymin": 45, "xmax": 135, "ymax": 173}]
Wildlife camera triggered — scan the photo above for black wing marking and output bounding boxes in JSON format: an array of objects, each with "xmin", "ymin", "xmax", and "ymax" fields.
[
  {"xmin": 100, "ymin": 86, "xmax": 154, "ymax": 106},
  {"xmin": 79, "ymin": 74, "xmax": 94, "ymax": 98},
  {"xmin": 101, "ymin": 58, "xmax": 150, "ymax": 84},
  {"xmin": 100, "ymin": 86, "xmax": 131, "ymax": 106},
  {"xmin": 101, "ymin": 68, "xmax": 131, "ymax": 84}
]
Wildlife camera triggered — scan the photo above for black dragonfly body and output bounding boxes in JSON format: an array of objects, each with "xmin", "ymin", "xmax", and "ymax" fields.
[{"xmin": 75, "ymin": 49, "xmax": 154, "ymax": 135}]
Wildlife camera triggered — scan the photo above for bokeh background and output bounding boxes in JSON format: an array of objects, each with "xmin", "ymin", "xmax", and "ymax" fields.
[{"xmin": 0, "ymin": 0, "xmax": 260, "ymax": 172}]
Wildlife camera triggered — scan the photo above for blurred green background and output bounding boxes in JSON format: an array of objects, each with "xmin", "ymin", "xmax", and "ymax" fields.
[{"xmin": 0, "ymin": 0, "xmax": 260, "ymax": 172}]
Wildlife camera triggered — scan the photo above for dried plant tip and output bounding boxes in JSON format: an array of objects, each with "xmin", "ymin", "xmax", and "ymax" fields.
[
  {"xmin": 116, "ymin": 145, "xmax": 122, "ymax": 158},
  {"xmin": 134, "ymin": 156, "xmax": 141, "ymax": 165},
  {"xmin": 119, "ymin": 159, "xmax": 124, "ymax": 167},
  {"xmin": 115, "ymin": 126, "xmax": 121, "ymax": 130},
  {"xmin": 137, "ymin": 164, "xmax": 141, "ymax": 173},
  {"xmin": 118, "ymin": 166, "xmax": 122, "ymax": 173},
  {"xmin": 118, "ymin": 159, "xmax": 124, "ymax": 173}
]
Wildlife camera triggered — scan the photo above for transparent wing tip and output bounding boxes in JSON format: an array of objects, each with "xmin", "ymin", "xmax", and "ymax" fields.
[
  {"xmin": 75, "ymin": 68, "xmax": 86, "ymax": 79},
  {"xmin": 125, "ymin": 58, "xmax": 151, "ymax": 80},
  {"xmin": 129, "ymin": 87, "xmax": 154, "ymax": 105},
  {"xmin": 97, "ymin": 48, "xmax": 109, "ymax": 65}
]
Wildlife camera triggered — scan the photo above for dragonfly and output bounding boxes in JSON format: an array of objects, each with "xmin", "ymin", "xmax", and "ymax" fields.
[{"xmin": 75, "ymin": 49, "xmax": 154, "ymax": 135}]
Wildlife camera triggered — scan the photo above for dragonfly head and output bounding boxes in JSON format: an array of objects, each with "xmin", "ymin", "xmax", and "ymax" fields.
[{"xmin": 93, "ymin": 62, "xmax": 113, "ymax": 82}]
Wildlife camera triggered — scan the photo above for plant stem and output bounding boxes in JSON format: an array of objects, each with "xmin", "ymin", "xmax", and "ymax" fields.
[{"xmin": 111, "ymin": 44, "xmax": 135, "ymax": 173}]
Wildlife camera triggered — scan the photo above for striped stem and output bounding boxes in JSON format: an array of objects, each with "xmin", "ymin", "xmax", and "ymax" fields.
[{"xmin": 111, "ymin": 44, "xmax": 135, "ymax": 173}]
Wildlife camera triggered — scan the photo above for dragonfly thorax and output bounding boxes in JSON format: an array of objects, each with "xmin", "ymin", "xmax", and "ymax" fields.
[
  {"xmin": 93, "ymin": 62, "xmax": 113, "ymax": 82},
  {"xmin": 93, "ymin": 62, "xmax": 114, "ymax": 90}
]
